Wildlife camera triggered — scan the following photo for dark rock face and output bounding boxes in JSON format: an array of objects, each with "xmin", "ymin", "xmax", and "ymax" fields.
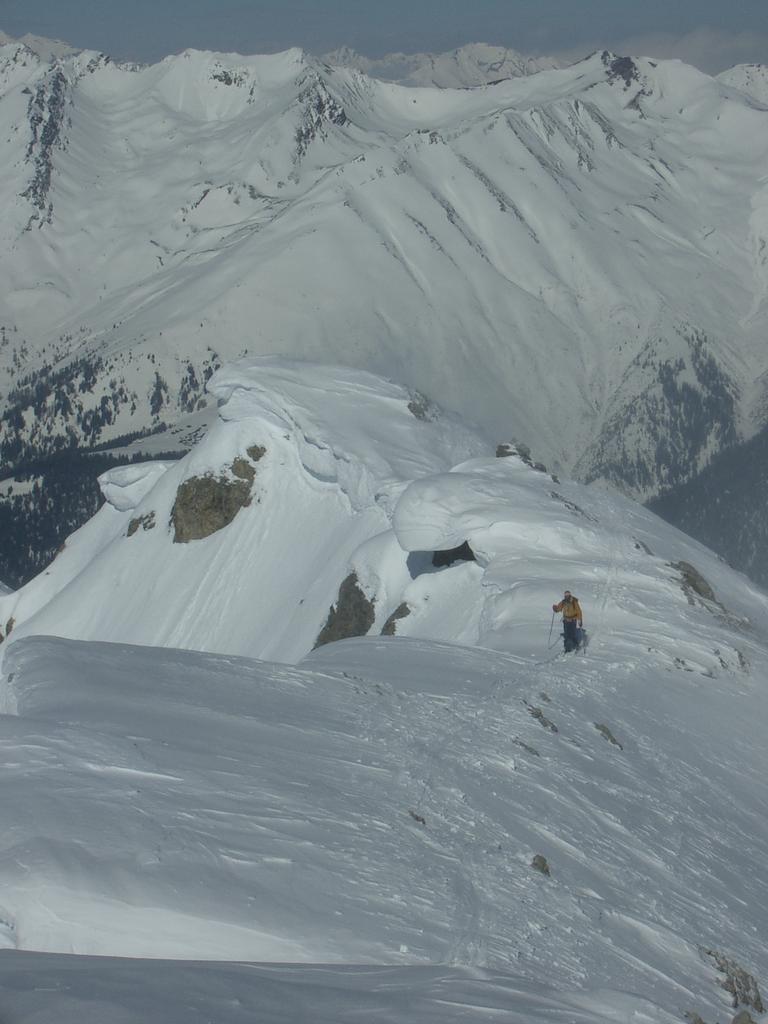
[
  {"xmin": 314, "ymin": 572, "xmax": 375, "ymax": 648},
  {"xmin": 595, "ymin": 723, "xmax": 623, "ymax": 750},
  {"xmin": 22, "ymin": 68, "xmax": 68, "ymax": 224},
  {"xmin": 531, "ymin": 854, "xmax": 551, "ymax": 876},
  {"xmin": 127, "ymin": 511, "xmax": 156, "ymax": 537},
  {"xmin": 671, "ymin": 561, "xmax": 716, "ymax": 605},
  {"xmin": 381, "ymin": 602, "xmax": 411, "ymax": 636},
  {"xmin": 246, "ymin": 445, "xmax": 266, "ymax": 463},
  {"xmin": 0, "ymin": 617, "xmax": 15, "ymax": 645},
  {"xmin": 496, "ymin": 441, "xmax": 550, "ymax": 475},
  {"xmin": 407, "ymin": 391, "xmax": 438, "ymax": 422},
  {"xmin": 171, "ymin": 459, "xmax": 257, "ymax": 543},
  {"xmin": 704, "ymin": 950, "xmax": 764, "ymax": 1014},
  {"xmin": 433, "ymin": 541, "xmax": 475, "ymax": 568},
  {"xmin": 602, "ymin": 52, "xmax": 639, "ymax": 88}
]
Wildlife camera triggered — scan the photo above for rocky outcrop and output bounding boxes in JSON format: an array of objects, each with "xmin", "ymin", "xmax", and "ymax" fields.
[
  {"xmin": 381, "ymin": 603, "xmax": 411, "ymax": 636},
  {"xmin": 704, "ymin": 950, "xmax": 764, "ymax": 1014},
  {"xmin": 127, "ymin": 511, "xmax": 156, "ymax": 537},
  {"xmin": 595, "ymin": 723, "xmax": 623, "ymax": 750},
  {"xmin": 314, "ymin": 573, "xmax": 375, "ymax": 648},
  {"xmin": 171, "ymin": 453, "xmax": 264, "ymax": 543},
  {"xmin": 673, "ymin": 561, "xmax": 716, "ymax": 605},
  {"xmin": 407, "ymin": 390, "xmax": 438, "ymax": 422},
  {"xmin": 531, "ymin": 854, "xmax": 551, "ymax": 876}
]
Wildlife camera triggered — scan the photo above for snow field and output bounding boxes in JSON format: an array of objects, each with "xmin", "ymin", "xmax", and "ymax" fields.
[{"xmin": 1, "ymin": 360, "xmax": 767, "ymax": 1021}]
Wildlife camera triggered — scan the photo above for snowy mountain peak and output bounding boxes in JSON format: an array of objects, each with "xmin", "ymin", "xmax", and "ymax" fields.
[
  {"xmin": 323, "ymin": 42, "xmax": 563, "ymax": 89},
  {"xmin": 0, "ymin": 28, "xmax": 79, "ymax": 62}
]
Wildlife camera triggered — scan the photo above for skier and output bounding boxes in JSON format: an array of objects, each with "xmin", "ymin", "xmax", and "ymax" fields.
[{"xmin": 552, "ymin": 590, "xmax": 583, "ymax": 653}]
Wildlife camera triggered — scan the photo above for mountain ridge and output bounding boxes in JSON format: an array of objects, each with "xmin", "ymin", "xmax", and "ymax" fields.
[
  {"xmin": 2, "ymin": 41, "xmax": 768, "ymax": 583},
  {"xmin": 0, "ymin": 357, "xmax": 766, "ymax": 1022}
]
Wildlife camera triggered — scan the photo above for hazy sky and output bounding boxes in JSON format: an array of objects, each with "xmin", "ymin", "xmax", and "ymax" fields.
[{"xmin": 1, "ymin": 0, "xmax": 767, "ymax": 73}]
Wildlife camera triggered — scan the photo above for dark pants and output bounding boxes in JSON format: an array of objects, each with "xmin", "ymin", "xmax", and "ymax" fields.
[{"xmin": 563, "ymin": 619, "xmax": 579, "ymax": 652}]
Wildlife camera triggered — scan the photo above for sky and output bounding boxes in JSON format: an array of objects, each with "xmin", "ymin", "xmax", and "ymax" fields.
[{"xmin": 0, "ymin": 0, "xmax": 767, "ymax": 73}]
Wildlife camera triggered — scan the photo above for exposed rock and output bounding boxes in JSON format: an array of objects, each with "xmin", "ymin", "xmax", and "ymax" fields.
[
  {"xmin": 171, "ymin": 462, "xmax": 254, "ymax": 543},
  {"xmin": 127, "ymin": 511, "xmax": 156, "ymax": 537},
  {"xmin": 408, "ymin": 809, "xmax": 426, "ymax": 826},
  {"xmin": 551, "ymin": 491, "xmax": 598, "ymax": 522},
  {"xmin": 497, "ymin": 441, "xmax": 551, "ymax": 476},
  {"xmin": 531, "ymin": 854, "xmax": 551, "ymax": 876},
  {"xmin": 732, "ymin": 1011, "xmax": 757, "ymax": 1024},
  {"xmin": 525, "ymin": 703, "xmax": 558, "ymax": 733},
  {"xmin": 704, "ymin": 949, "xmax": 764, "ymax": 1013},
  {"xmin": 683, "ymin": 1013, "xmax": 708, "ymax": 1024},
  {"xmin": 514, "ymin": 739, "xmax": 540, "ymax": 757},
  {"xmin": 382, "ymin": 602, "xmax": 411, "ymax": 636},
  {"xmin": 672, "ymin": 560, "xmax": 717, "ymax": 605},
  {"xmin": 602, "ymin": 51, "xmax": 640, "ymax": 88},
  {"xmin": 246, "ymin": 444, "xmax": 266, "ymax": 463},
  {"xmin": 230, "ymin": 457, "xmax": 255, "ymax": 483},
  {"xmin": 407, "ymin": 390, "xmax": 438, "ymax": 422},
  {"xmin": 595, "ymin": 723, "xmax": 623, "ymax": 750},
  {"xmin": 314, "ymin": 572, "xmax": 376, "ymax": 648},
  {"xmin": 433, "ymin": 541, "xmax": 475, "ymax": 568},
  {"xmin": 635, "ymin": 539, "xmax": 654, "ymax": 556}
]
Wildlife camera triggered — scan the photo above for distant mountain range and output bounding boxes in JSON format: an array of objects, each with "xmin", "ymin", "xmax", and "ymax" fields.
[
  {"xmin": 322, "ymin": 43, "xmax": 563, "ymax": 88},
  {"xmin": 1, "ymin": 31, "xmax": 768, "ymax": 585}
]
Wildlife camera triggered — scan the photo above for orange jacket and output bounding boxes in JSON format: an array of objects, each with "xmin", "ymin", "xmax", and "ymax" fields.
[{"xmin": 553, "ymin": 596, "xmax": 582, "ymax": 622}]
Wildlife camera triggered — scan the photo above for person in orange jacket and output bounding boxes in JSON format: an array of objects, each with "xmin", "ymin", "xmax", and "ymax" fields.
[{"xmin": 552, "ymin": 590, "xmax": 583, "ymax": 652}]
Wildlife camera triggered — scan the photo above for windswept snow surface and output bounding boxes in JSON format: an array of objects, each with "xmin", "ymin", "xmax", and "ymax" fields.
[
  {"xmin": 0, "ymin": 613, "xmax": 766, "ymax": 1019},
  {"xmin": 2, "ymin": 360, "xmax": 768, "ymax": 1019},
  {"xmin": 0, "ymin": 955, "xmax": 681, "ymax": 1024}
]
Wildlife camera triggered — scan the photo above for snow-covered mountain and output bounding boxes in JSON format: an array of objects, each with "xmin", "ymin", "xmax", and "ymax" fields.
[
  {"xmin": 1, "ymin": 360, "xmax": 767, "ymax": 1022},
  {"xmin": 0, "ymin": 28, "xmax": 77, "ymax": 61},
  {"xmin": 717, "ymin": 63, "xmax": 768, "ymax": 105},
  {"xmin": 2, "ymin": 43, "xmax": 768, "ymax": 512},
  {"xmin": 4, "ymin": 358, "xmax": 765, "ymax": 668},
  {"xmin": 323, "ymin": 43, "xmax": 562, "ymax": 88}
]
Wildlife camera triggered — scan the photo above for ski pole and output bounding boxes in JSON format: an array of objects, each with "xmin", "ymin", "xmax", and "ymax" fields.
[{"xmin": 548, "ymin": 610, "xmax": 555, "ymax": 645}]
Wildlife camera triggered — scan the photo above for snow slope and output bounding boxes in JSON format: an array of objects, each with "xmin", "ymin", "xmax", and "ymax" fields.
[
  {"xmin": 0, "ymin": 360, "xmax": 488, "ymax": 660},
  {"xmin": 1, "ymin": 359, "xmax": 768, "ymax": 1021},
  {"xmin": 2, "ymin": 46, "xmax": 768, "ymax": 501},
  {"xmin": 0, "ymin": 955, "xmax": 684, "ymax": 1024},
  {"xmin": 0, "ymin": 606, "xmax": 766, "ymax": 1019},
  {"xmin": 4, "ymin": 358, "xmax": 766, "ymax": 673},
  {"xmin": 717, "ymin": 63, "xmax": 768, "ymax": 106}
]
